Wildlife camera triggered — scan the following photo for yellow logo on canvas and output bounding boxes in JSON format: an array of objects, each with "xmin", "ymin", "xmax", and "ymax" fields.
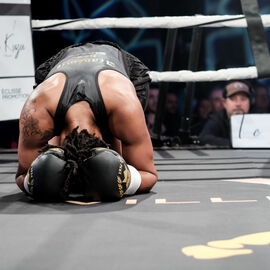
[{"xmin": 182, "ymin": 231, "xmax": 270, "ymax": 259}]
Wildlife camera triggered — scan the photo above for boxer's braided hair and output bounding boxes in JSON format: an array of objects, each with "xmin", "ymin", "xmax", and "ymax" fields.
[
  {"xmin": 61, "ymin": 127, "xmax": 109, "ymax": 162},
  {"xmin": 41, "ymin": 127, "xmax": 109, "ymax": 194}
]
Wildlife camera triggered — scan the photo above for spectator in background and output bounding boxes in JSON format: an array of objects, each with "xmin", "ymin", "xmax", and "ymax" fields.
[
  {"xmin": 146, "ymin": 87, "xmax": 159, "ymax": 114},
  {"xmin": 209, "ymin": 85, "xmax": 224, "ymax": 113},
  {"xmin": 251, "ymin": 83, "xmax": 270, "ymax": 113},
  {"xmin": 145, "ymin": 87, "xmax": 159, "ymax": 132},
  {"xmin": 163, "ymin": 92, "xmax": 181, "ymax": 136},
  {"xmin": 199, "ymin": 80, "xmax": 252, "ymax": 147},
  {"xmin": 191, "ymin": 98, "xmax": 212, "ymax": 136},
  {"xmin": 146, "ymin": 112, "xmax": 166, "ymax": 134}
]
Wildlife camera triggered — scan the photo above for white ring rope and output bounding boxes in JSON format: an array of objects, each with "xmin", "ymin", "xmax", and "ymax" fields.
[
  {"xmin": 32, "ymin": 15, "xmax": 270, "ymax": 30},
  {"xmin": 148, "ymin": 67, "xmax": 258, "ymax": 82},
  {"xmin": 32, "ymin": 15, "xmax": 269, "ymax": 82}
]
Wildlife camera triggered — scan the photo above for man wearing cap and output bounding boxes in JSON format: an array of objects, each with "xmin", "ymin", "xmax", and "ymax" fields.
[{"xmin": 199, "ymin": 80, "xmax": 252, "ymax": 147}]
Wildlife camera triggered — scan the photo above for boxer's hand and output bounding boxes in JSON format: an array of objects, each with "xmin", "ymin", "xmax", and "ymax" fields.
[
  {"xmin": 24, "ymin": 147, "xmax": 70, "ymax": 202},
  {"xmin": 80, "ymin": 148, "xmax": 132, "ymax": 201}
]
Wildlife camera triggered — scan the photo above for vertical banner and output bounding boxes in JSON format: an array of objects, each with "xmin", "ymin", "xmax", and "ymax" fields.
[{"xmin": 0, "ymin": 0, "xmax": 35, "ymax": 121}]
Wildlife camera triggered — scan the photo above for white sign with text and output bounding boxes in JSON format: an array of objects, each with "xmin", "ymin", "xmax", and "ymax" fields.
[
  {"xmin": 0, "ymin": 77, "xmax": 34, "ymax": 120},
  {"xmin": 231, "ymin": 114, "xmax": 270, "ymax": 148},
  {"xmin": 0, "ymin": 15, "xmax": 34, "ymax": 77}
]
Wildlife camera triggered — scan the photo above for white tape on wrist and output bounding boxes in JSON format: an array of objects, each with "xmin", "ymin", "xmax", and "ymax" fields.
[
  {"xmin": 23, "ymin": 174, "xmax": 31, "ymax": 195},
  {"xmin": 125, "ymin": 165, "xmax": 142, "ymax": 195}
]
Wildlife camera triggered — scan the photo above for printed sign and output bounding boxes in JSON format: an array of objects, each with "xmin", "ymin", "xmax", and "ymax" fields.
[
  {"xmin": 0, "ymin": 77, "xmax": 34, "ymax": 120},
  {"xmin": 0, "ymin": 0, "xmax": 35, "ymax": 120},
  {"xmin": 0, "ymin": 16, "xmax": 34, "ymax": 77},
  {"xmin": 231, "ymin": 113, "xmax": 270, "ymax": 148}
]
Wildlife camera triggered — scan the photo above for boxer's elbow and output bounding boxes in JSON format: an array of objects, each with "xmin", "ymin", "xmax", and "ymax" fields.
[
  {"xmin": 149, "ymin": 171, "xmax": 158, "ymax": 191},
  {"xmin": 15, "ymin": 164, "xmax": 28, "ymax": 192},
  {"xmin": 15, "ymin": 175, "xmax": 26, "ymax": 192},
  {"xmin": 139, "ymin": 170, "xmax": 158, "ymax": 193}
]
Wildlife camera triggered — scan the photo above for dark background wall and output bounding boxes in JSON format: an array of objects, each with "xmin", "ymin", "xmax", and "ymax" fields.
[
  {"xmin": 31, "ymin": 0, "xmax": 202, "ymax": 72},
  {"xmin": 30, "ymin": 0, "xmax": 270, "ymax": 97}
]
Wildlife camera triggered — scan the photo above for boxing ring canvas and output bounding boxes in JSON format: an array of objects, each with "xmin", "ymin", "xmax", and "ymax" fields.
[
  {"xmin": 1, "ymin": 148, "xmax": 270, "ymax": 270},
  {"xmin": 2, "ymin": 0, "xmax": 270, "ymax": 268}
]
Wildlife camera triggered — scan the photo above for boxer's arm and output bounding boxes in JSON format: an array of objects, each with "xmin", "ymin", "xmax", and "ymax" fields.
[
  {"xmin": 16, "ymin": 146, "xmax": 42, "ymax": 192},
  {"xmin": 121, "ymin": 132, "xmax": 157, "ymax": 193},
  {"xmin": 109, "ymin": 99, "xmax": 158, "ymax": 193},
  {"xmin": 16, "ymin": 100, "xmax": 54, "ymax": 191},
  {"xmin": 109, "ymin": 137, "xmax": 122, "ymax": 155}
]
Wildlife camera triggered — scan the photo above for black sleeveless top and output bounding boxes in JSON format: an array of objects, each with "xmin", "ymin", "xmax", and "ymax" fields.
[{"xmin": 46, "ymin": 43, "xmax": 129, "ymax": 141}]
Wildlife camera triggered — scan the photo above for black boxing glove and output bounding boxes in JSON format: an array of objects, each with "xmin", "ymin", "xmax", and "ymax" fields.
[
  {"xmin": 24, "ymin": 148, "xmax": 70, "ymax": 202},
  {"xmin": 79, "ymin": 148, "xmax": 132, "ymax": 201}
]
